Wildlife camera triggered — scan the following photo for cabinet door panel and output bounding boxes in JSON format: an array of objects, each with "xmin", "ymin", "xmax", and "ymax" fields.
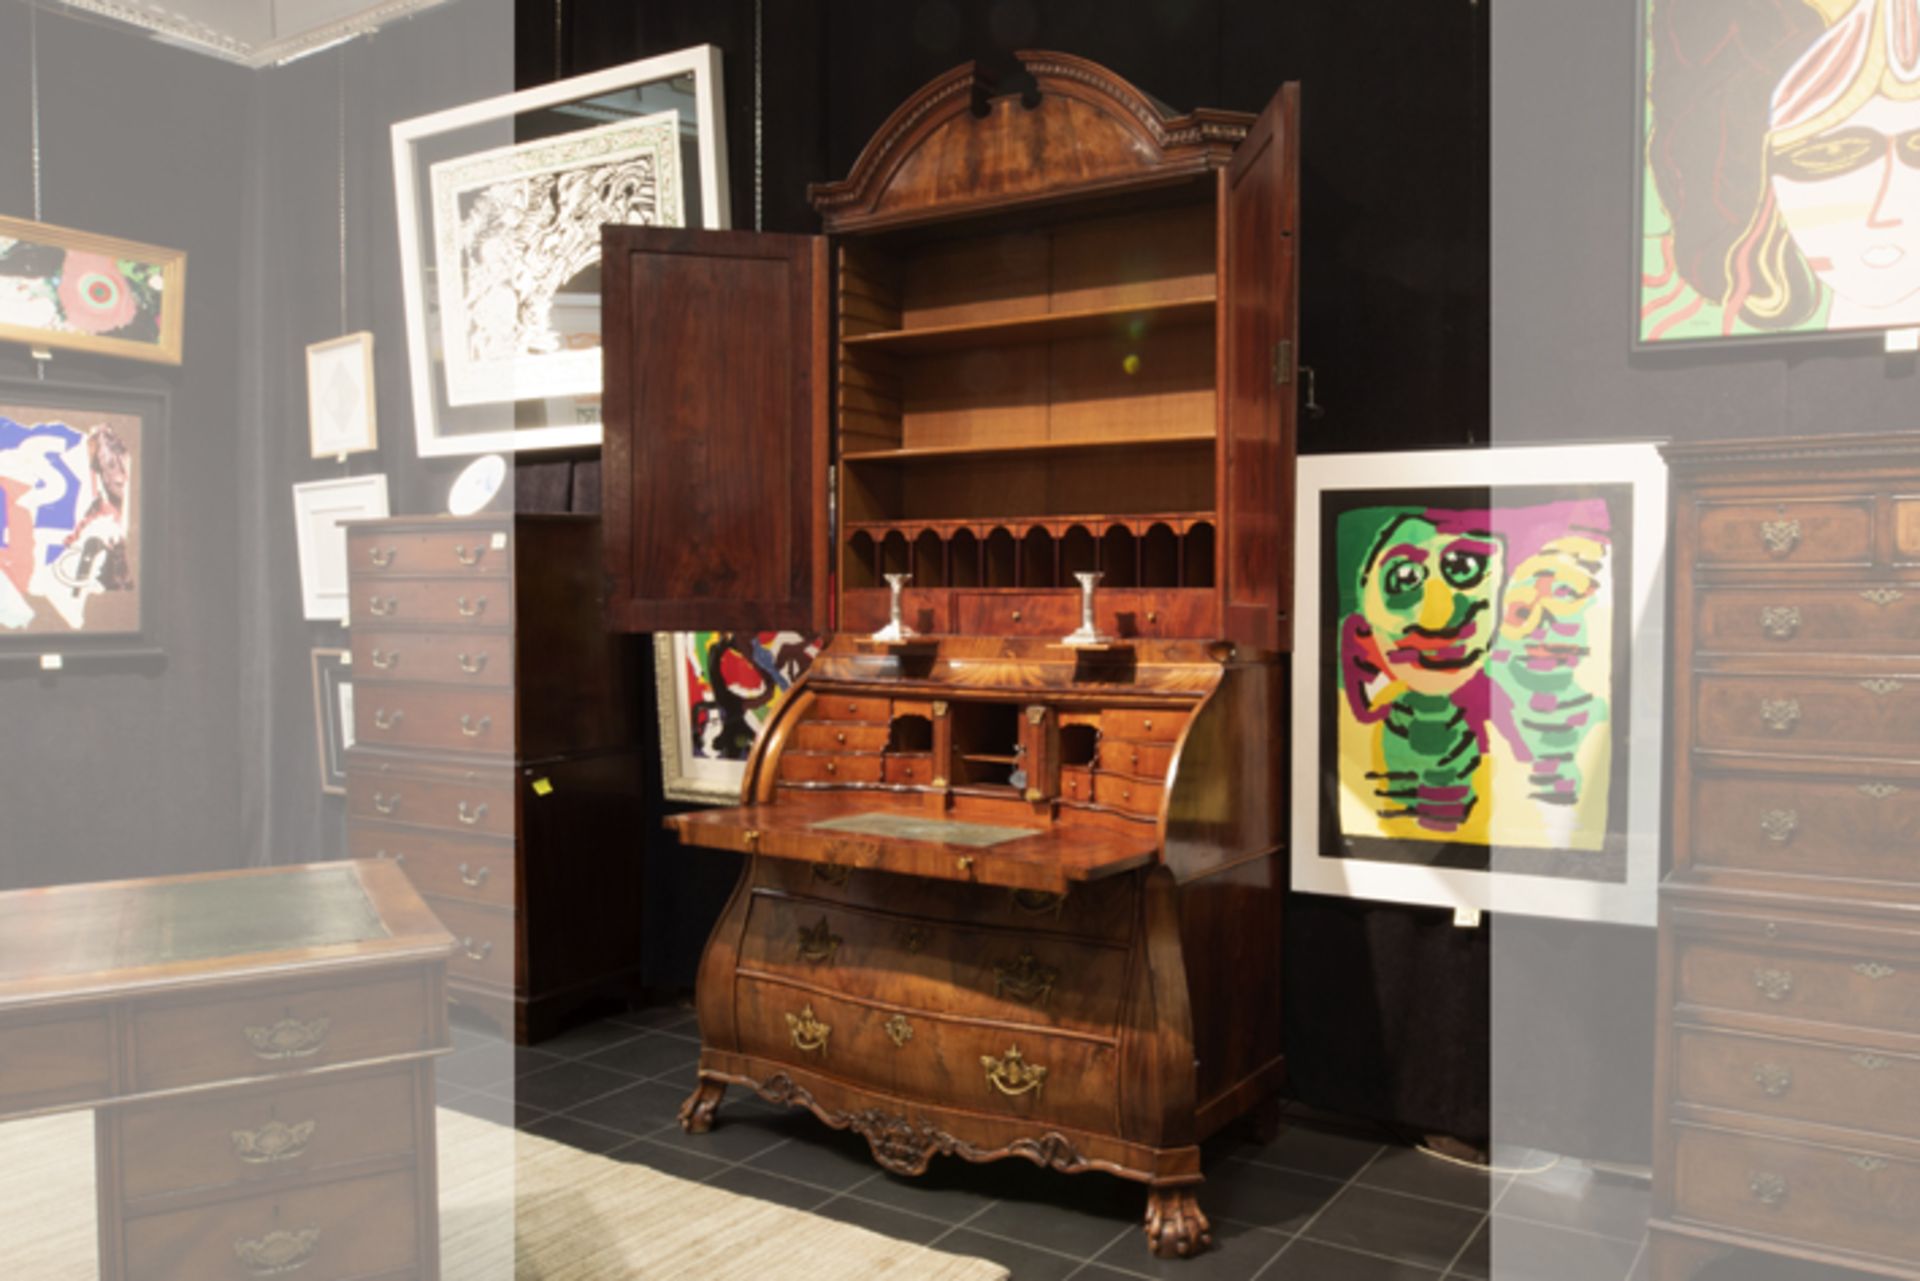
[
  {"xmin": 602, "ymin": 228, "xmax": 829, "ymax": 633},
  {"xmin": 1220, "ymin": 84, "xmax": 1300, "ymax": 654}
]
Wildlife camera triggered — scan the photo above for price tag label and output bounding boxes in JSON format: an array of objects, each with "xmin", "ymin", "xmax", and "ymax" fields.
[
  {"xmin": 531, "ymin": 777, "xmax": 554, "ymax": 797},
  {"xmin": 38, "ymin": 653, "xmax": 62, "ymax": 671},
  {"xmin": 490, "ymin": 532, "xmax": 508, "ymax": 550},
  {"xmin": 1453, "ymin": 905, "xmax": 1482, "ymax": 929},
  {"xmin": 1886, "ymin": 327, "xmax": 1920, "ymax": 354}
]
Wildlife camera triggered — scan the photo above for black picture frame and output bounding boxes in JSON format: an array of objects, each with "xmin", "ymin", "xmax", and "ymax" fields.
[
  {"xmin": 311, "ymin": 647, "xmax": 352, "ymax": 796},
  {"xmin": 0, "ymin": 377, "xmax": 166, "ymax": 668}
]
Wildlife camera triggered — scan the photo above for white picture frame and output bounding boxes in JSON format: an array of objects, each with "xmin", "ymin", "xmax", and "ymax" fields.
[
  {"xmin": 1290, "ymin": 444, "xmax": 1668, "ymax": 926},
  {"xmin": 292, "ymin": 475, "xmax": 390, "ymax": 622},
  {"xmin": 392, "ymin": 45, "xmax": 729, "ymax": 458},
  {"xmin": 305, "ymin": 332, "xmax": 378, "ymax": 458}
]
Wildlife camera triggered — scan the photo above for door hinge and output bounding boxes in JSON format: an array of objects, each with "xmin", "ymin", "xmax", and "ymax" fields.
[{"xmin": 1273, "ymin": 340, "xmax": 1292, "ymax": 387}]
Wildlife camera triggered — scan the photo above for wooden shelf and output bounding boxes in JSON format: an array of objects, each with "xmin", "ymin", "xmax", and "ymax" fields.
[
  {"xmin": 843, "ymin": 432, "xmax": 1214, "ymax": 464},
  {"xmin": 842, "ymin": 296, "xmax": 1216, "ymax": 356}
]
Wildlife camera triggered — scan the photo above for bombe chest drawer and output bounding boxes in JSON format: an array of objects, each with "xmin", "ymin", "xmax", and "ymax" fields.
[{"xmin": 1651, "ymin": 435, "xmax": 1920, "ymax": 1281}]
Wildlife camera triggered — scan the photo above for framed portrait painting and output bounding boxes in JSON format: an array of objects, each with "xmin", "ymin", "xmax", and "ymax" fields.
[
  {"xmin": 0, "ymin": 216, "xmax": 186, "ymax": 365},
  {"xmin": 305, "ymin": 332, "xmax": 378, "ymax": 458},
  {"xmin": 1639, "ymin": 0, "xmax": 1920, "ymax": 347},
  {"xmin": 291, "ymin": 475, "xmax": 390, "ymax": 622},
  {"xmin": 393, "ymin": 45, "xmax": 729, "ymax": 457},
  {"xmin": 1290, "ymin": 445, "xmax": 1668, "ymax": 926},
  {"xmin": 0, "ymin": 379, "xmax": 163, "ymax": 656},
  {"xmin": 656, "ymin": 631, "xmax": 822, "ymax": 803}
]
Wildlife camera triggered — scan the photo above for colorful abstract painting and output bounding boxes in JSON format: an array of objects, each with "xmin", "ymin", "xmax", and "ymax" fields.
[
  {"xmin": 1293, "ymin": 447, "xmax": 1667, "ymax": 926},
  {"xmin": 656, "ymin": 631, "xmax": 823, "ymax": 802},
  {"xmin": 1640, "ymin": 0, "xmax": 1920, "ymax": 345},
  {"xmin": 0, "ymin": 216, "xmax": 185, "ymax": 365},
  {"xmin": 0, "ymin": 398, "xmax": 142, "ymax": 637}
]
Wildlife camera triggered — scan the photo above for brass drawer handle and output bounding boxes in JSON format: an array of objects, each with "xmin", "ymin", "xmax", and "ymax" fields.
[
  {"xmin": 231, "ymin": 1118, "xmax": 317, "ymax": 1165},
  {"xmin": 1760, "ymin": 518, "xmax": 1801, "ymax": 557},
  {"xmin": 1010, "ymin": 888, "xmax": 1066, "ymax": 916},
  {"xmin": 787, "ymin": 1004, "xmax": 830, "ymax": 1055},
  {"xmin": 369, "ymin": 647, "xmax": 399, "ymax": 671},
  {"xmin": 1753, "ymin": 1063, "xmax": 1793, "ymax": 1097},
  {"xmin": 244, "ymin": 1015, "xmax": 331, "ymax": 1061},
  {"xmin": 900, "ymin": 924, "xmax": 929, "ymax": 954},
  {"xmin": 1853, "ymin": 1155, "xmax": 1889, "ymax": 1173},
  {"xmin": 1861, "ymin": 782, "xmax": 1903, "ymax": 799},
  {"xmin": 1850, "ymin": 1053, "xmax": 1893, "ymax": 1071},
  {"xmin": 1749, "ymin": 1172, "xmax": 1788, "ymax": 1206},
  {"xmin": 1143, "ymin": 717, "xmax": 1155, "ymax": 732},
  {"xmin": 884, "ymin": 1014, "xmax": 913, "ymax": 1048},
  {"xmin": 453, "ymin": 543, "xmax": 484, "ymax": 567},
  {"xmin": 796, "ymin": 916, "xmax": 841, "ymax": 965},
  {"xmin": 812, "ymin": 863, "xmax": 850, "ymax": 887},
  {"xmin": 993, "ymin": 948, "xmax": 1059, "ymax": 1006},
  {"xmin": 1754, "ymin": 968, "xmax": 1795, "ymax": 1001},
  {"xmin": 825, "ymin": 760, "xmax": 838, "ymax": 776},
  {"xmin": 1759, "ymin": 809, "xmax": 1798, "ymax": 844},
  {"xmin": 981, "ymin": 1045, "xmax": 1047, "ymax": 1098},
  {"xmin": 458, "ymin": 862, "xmax": 490, "ymax": 888},
  {"xmin": 459, "ymin": 713, "xmax": 492, "ymax": 738},
  {"xmin": 456, "ymin": 800, "xmax": 488, "ymax": 826},
  {"xmin": 368, "ymin": 546, "xmax": 396, "ymax": 567},
  {"xmin": 1861, "ymin": 587, "xmax": 1905, "ymax": 607},
  {"xmin": 460, "ymin": 937, "xmax": 494, "ymax": 963},
  {"xmin": 1759, "ymin": 606, "xmax": 1800, "ymax": 639},
  {"xmin": 372, "ymin": 708, "xmax": 403, "ymax": 732},
  {"xmin": 374, "ymin": 849, "xmax": 405, "ymax": 867},
  {"xmin": 367, "ymin": 595, "xmax": 396, "ymax": 617},
  {"xmin": 456, "ymin": 595, "xmax": 488, "ymax": 618},
  {"xmin": 1860, "ymin": 678, "xmax": 1905, "ymax": 696},
  {"xmin": 1758, "ymin": 698, "xmax": 1800, "ymax": 733},
  {"xmin": 372, "ymin": 791, "xmax": 401, "ymax": 816},
  {"xmin": 1010, "ymin": 609, "xmax": 1023, "ymax": 622},
  {"xmin": 834, "ymin": 731, "xmax": 847, "ymax": 745},
  {"xmin": 1855, "ymin": 961, "xmax": 1897, "ymax": 980},
  {"xmin": 234, "ymin": 1227, "xmax": 322, "ymax": 1276},
  {"xmin": 457, "ymin": 652, "xmax": 489, "ymax": 675}
]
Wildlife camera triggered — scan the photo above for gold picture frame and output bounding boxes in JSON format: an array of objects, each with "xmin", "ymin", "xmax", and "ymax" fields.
[{"xmin": 0, "ymin": 215, "xmax": 187, "ymax": 365}]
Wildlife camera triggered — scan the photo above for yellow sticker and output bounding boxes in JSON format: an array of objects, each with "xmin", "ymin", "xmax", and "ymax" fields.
[{"xmin": 531, "ymin": 777, "xmax": 554, "ymax": 797}]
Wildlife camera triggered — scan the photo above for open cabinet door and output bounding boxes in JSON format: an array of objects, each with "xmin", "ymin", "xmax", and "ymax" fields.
[
  {"xmin": 1219, "ymin": 84, "xmax": 1300, "ymax": 655},
  {"xmin": 601, "ymin": 227, "xmax": 830, "ymax": 634}
]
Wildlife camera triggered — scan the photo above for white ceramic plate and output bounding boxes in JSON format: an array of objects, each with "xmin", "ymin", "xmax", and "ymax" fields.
[{"xmin": 447, "ymin": 453, "xmax": 507, "ymax": 516}]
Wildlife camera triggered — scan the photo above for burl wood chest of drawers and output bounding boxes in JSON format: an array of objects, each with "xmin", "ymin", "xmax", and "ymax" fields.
[
  {"xmin": 1651, "ymin": 435, "xmax": 1920, "ymax": 1280},
  {"xmin": 341, "ymin": 514, "xmax": 645, "ymax": 1044},
  {"xmin": 0, "ymin": 860, "xmax": 453, "ymax": 1281}
]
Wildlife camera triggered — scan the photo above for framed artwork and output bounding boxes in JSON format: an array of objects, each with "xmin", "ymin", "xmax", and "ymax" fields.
[
  {"xmin": 311, "ymin": 647, "xmax": 354, "ymax": 795},
  {"xmin": 656, "ymin": 631, "xmax": 822, "ymax": 803},
  {"xmin": 305, "ymin": 333, "xmax": 378, "ymax": 458},
  {"xmin": 1290, "ymin": 445, "xmax": 1668, "ymax": 926},
  {"xmin": 0, "ymin": 216, "xmax": 186, "ymax": 365},
  {"xmin": 291, "ymin": 475, "xmax": 390, "ymax": 622},
  {"xmin": 0, "ymin": 380, "xmax": 164, "ymax": 654},
  {"xmin": 393, "ymin": 45, "xmax": 729, "ymax": 457},
  {"xmin": 1639, "ymin": 0, "xmax": 1920, "ymax": 347}
]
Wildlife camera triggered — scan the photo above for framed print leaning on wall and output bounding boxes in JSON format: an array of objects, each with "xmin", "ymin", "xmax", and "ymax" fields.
[
  {"xmin": 0, "ymin": 379, "xmax": 164, "ymax": 654},
  {"xmin": 1639, "ymin": 0, "xmax": 1920, "ymax": 347},
  {"xmin": 311, "ymin": 647, "xmax": 353, "ymax": 795},
  {"xmin": 292, "ymin": 475, "xmax": 389, "ymax": 622},
  {"xmin": 0, "ymin": 216, "xmax": 186, "ymax": 365},
  {"xmin": 1290, "ymin": 445, "xmax": 1668, "ymax": 926},
  {"xmin": 656, "ymin": 631, "xmax": 822, "ymax": 803},
  {"xmin": 393, "ymin": 45, "xmax": 729, "ymax": 457}
]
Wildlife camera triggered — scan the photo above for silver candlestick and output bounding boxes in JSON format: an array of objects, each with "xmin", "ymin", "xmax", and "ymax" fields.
[
  {"xmin": 1060, "ymin": 571, "xmax": 1116, "ymax": 646},
  {"xmin": 870, "ymin": 572, "xmax": 917, "ymax": 643}
]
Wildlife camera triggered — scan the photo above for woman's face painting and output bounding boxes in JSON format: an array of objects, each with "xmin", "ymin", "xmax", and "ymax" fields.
[
  {"xmin": 1359, "ymin": 516, "xmax": 1505, "ymax": 697},
  {"xmin": 1772, "ymin": 93, "xmax": 1920, "ymax": 316}
]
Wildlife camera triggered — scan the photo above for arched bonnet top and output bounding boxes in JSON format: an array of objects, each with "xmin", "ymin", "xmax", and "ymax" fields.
[{"xmin": 808, "ymin": 51, "xmax": 1255, "ymax": 234}]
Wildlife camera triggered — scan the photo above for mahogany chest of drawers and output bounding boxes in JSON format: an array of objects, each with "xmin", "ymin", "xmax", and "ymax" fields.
[
  {"xmin": 1651, "ymin": 434, "xmax": 1920, "ymax": 1280},
  {"xmin": 342, "ymin": 514, "xmax": 646, "ymax": 1043}
]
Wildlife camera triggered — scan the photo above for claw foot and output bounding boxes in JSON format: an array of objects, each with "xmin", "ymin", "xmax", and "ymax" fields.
[
  {"xmin": 678, "ymin": 1078, "xmax": 726, "ymax": 1134},
  {"xmin": 1144, "ymin": 1186, "xmax": 1212, "ymax": 1259}
]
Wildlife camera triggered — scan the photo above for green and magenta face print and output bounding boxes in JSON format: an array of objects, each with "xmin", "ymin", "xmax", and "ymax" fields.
[{"xmin": 1334, "ymin": 497, "xmax": 1617, "ymax": 854}]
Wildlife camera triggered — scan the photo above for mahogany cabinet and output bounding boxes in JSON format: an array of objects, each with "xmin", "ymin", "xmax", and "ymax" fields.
[
  {"xmin": 1649, "ymin": 435, "xmax": 1920, "ymax": 1280},
  {"xmin": 601, "ymin": 52, "xmax": 1298, "ymax": 1258},
  {"xmin": 343, "ymin": 515, "xmax": 647, "ymax": 1044}
]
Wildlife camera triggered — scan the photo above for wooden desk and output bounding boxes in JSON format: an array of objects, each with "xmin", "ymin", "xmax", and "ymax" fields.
[{"xmin": 0, "ymin": 860, "xmax": 455, "ymax": 1281}]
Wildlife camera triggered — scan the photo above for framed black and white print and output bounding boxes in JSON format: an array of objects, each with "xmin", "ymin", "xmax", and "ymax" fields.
[
  {"xmin": 393, "ymin": 45, "xmax": 729, "ymax": 456},
  {"xmin": 311, "ymin": 647, "xmax": 352, "ymax": 795}
]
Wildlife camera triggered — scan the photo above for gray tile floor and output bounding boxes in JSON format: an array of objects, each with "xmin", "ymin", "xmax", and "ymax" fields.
[{"xmin": 438, "ymin": 1004, "xmax": 1664, "ymax": 1280}]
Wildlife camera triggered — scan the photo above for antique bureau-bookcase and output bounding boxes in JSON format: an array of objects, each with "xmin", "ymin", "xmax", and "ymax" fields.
[
  {"xmin": 1650, "ymin": 435, "xmax": 1920, "ymax": 1280},
  {"xmin": 342, "ymin": 514, "xmax": 646, "ymax": 1044},
  {"xmin": 601, "ymin": 53, "xmax": 1299, "ymax": 1257}
]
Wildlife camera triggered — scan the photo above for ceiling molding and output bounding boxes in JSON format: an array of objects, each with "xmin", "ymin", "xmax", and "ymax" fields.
[{"xmin": 51, "ymin": 0, "xmax": 456, "ymax": 68}]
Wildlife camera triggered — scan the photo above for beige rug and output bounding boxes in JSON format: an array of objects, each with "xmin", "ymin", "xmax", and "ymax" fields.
[{"xmin": 0, "ymin": 1106, "xmax": 1010, "ymax": 1281}]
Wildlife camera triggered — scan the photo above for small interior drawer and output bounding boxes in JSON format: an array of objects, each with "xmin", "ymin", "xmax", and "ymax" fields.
[
  {"xmin": 793, "ymin": 722, "xmax": 891, "ymax": 753},
  {"xmin": 1101, "ymin": 708, "xmax": 1186, "ymax": 743},
  {"xmin": 809, "ymin": 694, "xmax": 891, "ymax": 723},
  {"xmin": 1093, "ymin": 772, "xmax": 1163, "ymax": 818},
  {"xmin": 778, "ymin": 752, "xmax": 885, "ymax": 786}
]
